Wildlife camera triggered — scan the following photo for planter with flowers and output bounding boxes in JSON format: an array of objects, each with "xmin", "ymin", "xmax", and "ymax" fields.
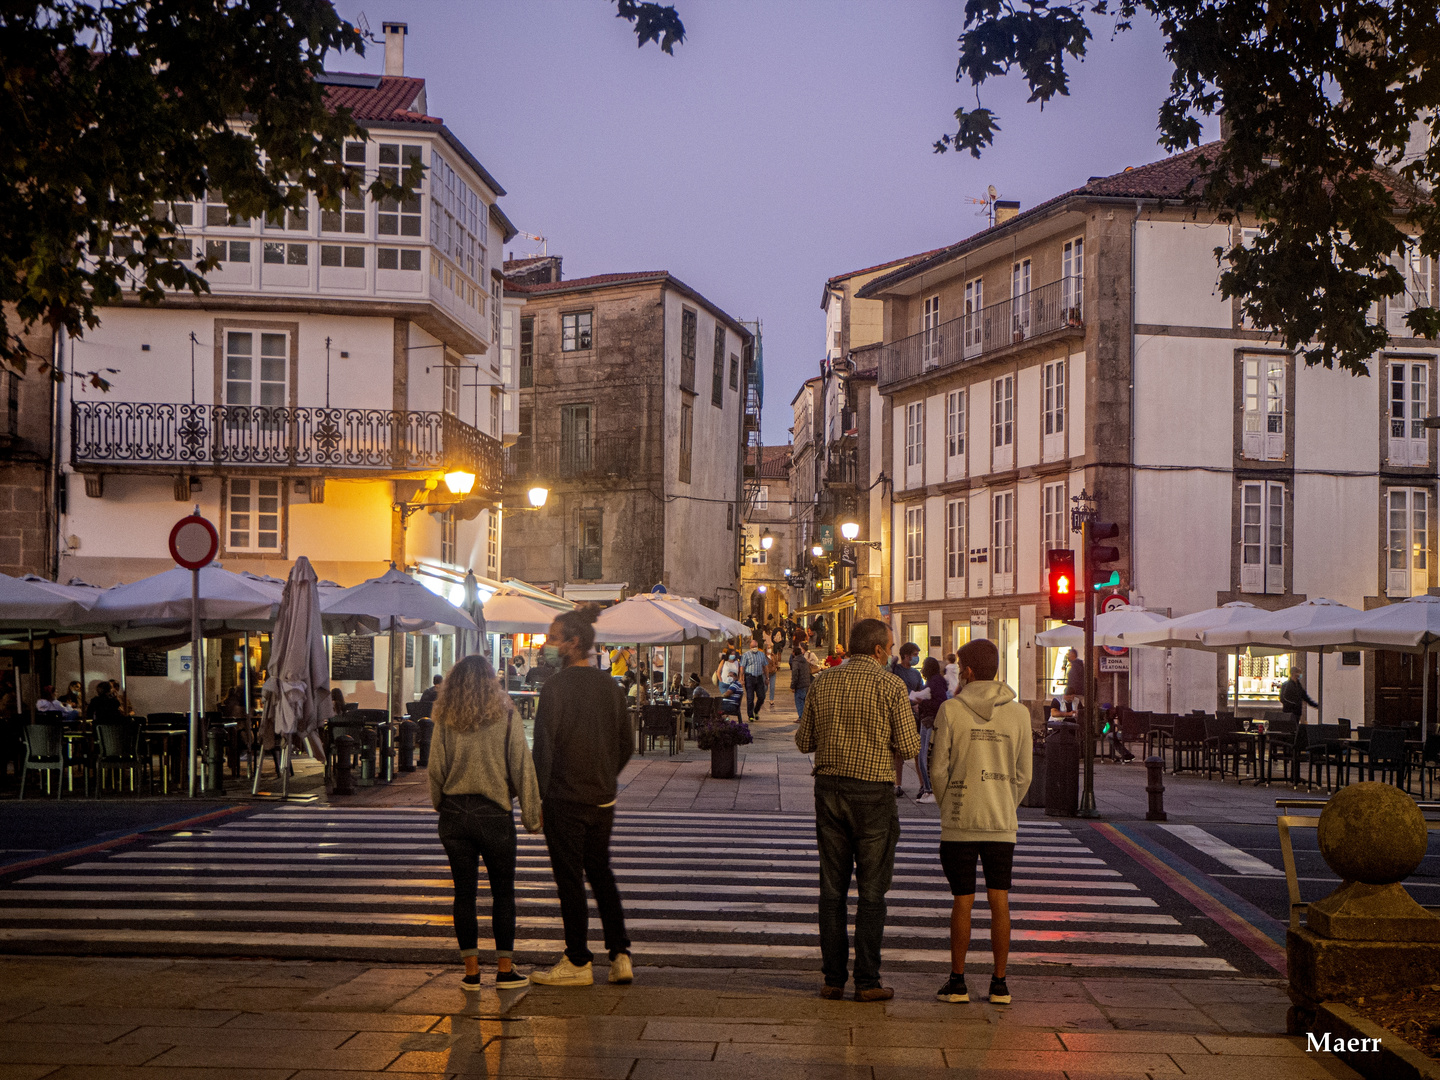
[{"xmin": 695, "ymin": 715, "xmax": 753, "ymax": 779}]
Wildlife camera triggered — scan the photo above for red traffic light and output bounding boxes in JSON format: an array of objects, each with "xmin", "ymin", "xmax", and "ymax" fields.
[{"xmin": 1047, "ymin": 548, "xmax": 1076, "ymax": 620}]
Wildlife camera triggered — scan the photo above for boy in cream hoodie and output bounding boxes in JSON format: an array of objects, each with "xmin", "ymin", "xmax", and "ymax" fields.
[{"xmin": 928, "ymin": 638, "xmax": 1033, "ymax": 1005}]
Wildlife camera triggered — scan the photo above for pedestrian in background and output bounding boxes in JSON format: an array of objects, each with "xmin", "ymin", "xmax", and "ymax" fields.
[
  {"xmin": 795, "ymin": 618, "xmax": 919, "ymax": 1002},
  {"xmin": 790, "ymin": 641, "xmax": 813, "ymax": 719},
  {"xmin": 1062, "ymin": 648, "xmax": 1085, "ymax": 713},
  {"xmin": 428, "ymin": 654, "xmax": 541, "ymax": 991},
  {"xmin": 1279, "ymin": 670, "xmax": 1318, "ymax": 719},
  {"xmin": 907, "ymin": 656, "xmax": 947, "ymax": 803},
  {"xmin": 531, "ymin": 605, "xmax": 636, "ymax": 987},
  {"xmin": 740, "ymin": 637, "xmax": 769, "ymax": 720},
  {"xmin": 891, "ymin": 643, "xmax": 924, "ymax": 798},
  {"xmin": 929, "ymin": 638, "xmax": 1032, "ymax": 1007},
  {"xmin": 765, "ymin": 641, "xmax": 778, "ymax": 703}
]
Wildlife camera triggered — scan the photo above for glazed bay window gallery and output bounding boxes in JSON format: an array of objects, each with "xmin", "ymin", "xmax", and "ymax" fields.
[{"xmin": 227, "ymin": 479, "xmax": 282, "ymax": 553}]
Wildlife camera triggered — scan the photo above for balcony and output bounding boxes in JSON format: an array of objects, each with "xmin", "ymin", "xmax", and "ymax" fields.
[
  {"xmin": 824, "ymin": 445, "xmax": 857, "ymax": 487},
  {"xmin": 71, "ymin": 402, "xmax": 503, "ymax": 496},
  {"xmin": 503, "ymin": 434, "xmax": 641, "ymax": 483},
  {"xmin": 877, "ymin": 278, "xmax": 1083, "ymax": 392}
]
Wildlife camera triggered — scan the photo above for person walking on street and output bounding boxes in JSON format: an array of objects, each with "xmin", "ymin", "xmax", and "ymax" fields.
[
  {"xmin": 1279, "ymin": 671, "xmax": 1319, "ymax": 719},
  {"xmin": 428, "ymin": 655, "xmax": 541, "ymax": 991},
  {"xmin": 795, "ymin": 618, "xmax": 920, "ymax": 1002},
  {"xmin": 930, "ymin": 638, "xmax": 1033, "ymax": 1007},
  {"xmin": 790, "ymin": 641, "xmax": 813, "ymax": 720},
  {"xmin": 741, "ymin": 638, "xmax": 769, "ymax": 720},
  {"xmin": 766, "ymin": 642, "xmax": 779, "ymax": 703},
  {"xmin": 891, "ymin": 643, "xmax": 924, "ymax": 797},
  {"xmin": 1063, "ymin": 648, "xmax": 1085, "ymax": 713},
  {"xmin": 907, "ymin": 656, "xmax": 948, "ymax": 803},
  {"xmin": 531, "ymin": 605, "xmax": 636, "ymax": 988}
]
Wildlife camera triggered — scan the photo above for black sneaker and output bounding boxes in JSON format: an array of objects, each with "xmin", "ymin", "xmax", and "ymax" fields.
[
  {"xmin": 988, "ymin": 975, "xmax": 1011, "ymax": 1004},
  {"xmin": 936, "ymin": 973, "xmax": 968, "ymax": 1003},
  {"xmin": 460, "ymin": 972, "xmax": 481, "ymax": 991},
  {"xmin": 496, "ymin": 968, "xmax": 530, "ymax": 989}
]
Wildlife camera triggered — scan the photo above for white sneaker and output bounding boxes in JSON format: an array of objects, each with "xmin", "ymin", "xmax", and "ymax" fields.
[
  {"xmin": 608, "ymin": 953, "xmax": 634, "ymax": 984},
  {"xmin": 916, "ymin": 792, "xmax": 936, "ymax": 804},
  {"xmin": 530, "ymin": 956, "xmax": 594, "ymax": 987}
]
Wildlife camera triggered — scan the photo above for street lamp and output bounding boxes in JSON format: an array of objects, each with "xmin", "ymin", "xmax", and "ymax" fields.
[
  {"xmin": 840, "ymin": 518, "xmax": 860, "ymax": 542},
  {"xmin": 811, "ymin": 543, "xmax": 824, "ymax": 558},
  {"xmin": 760, "ymin": 528, "xmax": 774, "ymax": 550},
  {"xmin": 443, "ymin": 470, "xmax": 476, "ymax": 495},
  {"xmin": 757, "ymin": 584, "xmax": 767, "ymax": 594},
  {"xmin": 527, "ymin": 485, "xmax": 549, "ymax": 508}
]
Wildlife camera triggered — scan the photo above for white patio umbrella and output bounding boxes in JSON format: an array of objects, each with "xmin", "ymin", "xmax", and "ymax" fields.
[
  {"xmin": 654, "ymin": 595, "xmax": 752, "ymax": 640},
  {"xmin": 1034, "ymin": 605, "xmax": 1171, "ymax": 650},
  {"xmin": 1202, "ymin": 598, "xmax": 1363, "ymax": 724},
  {"xmin": 322, "ymin": 566, "xmax": 479, "ymax": 719},
  {"xmin": 256, "ymin": 556, "xmax": 332, "ymax": 798},
  {"xmin": 1121, "ymin": 601, "xmax": 1289, "ymax": 713},
  {"xmin": 0, "ymin": 573, "xmax": 98, "ymax": 628},
  {"xmin": 82, "ymin": 564, "xmax": 278, "ymax": 626},
  {"xmin": 594, "ymin": 594, "xmax": 713, "ymax": 646},
  {"xmin": 482, "ymin": 590, "xmax": 571, "ymax": 635}
]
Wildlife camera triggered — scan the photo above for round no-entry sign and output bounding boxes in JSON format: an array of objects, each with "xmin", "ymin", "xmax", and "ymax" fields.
[{"xmin": 169, "ymin": 513, "xmax": 218, "ymax": 570}]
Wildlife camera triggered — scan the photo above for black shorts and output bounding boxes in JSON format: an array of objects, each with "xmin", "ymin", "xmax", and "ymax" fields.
[{"xmin": 940, "ymin": 840, "xmax": 1015, "ymax": 895}]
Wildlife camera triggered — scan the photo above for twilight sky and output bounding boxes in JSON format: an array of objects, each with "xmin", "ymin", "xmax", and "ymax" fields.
[{"xmin": 330, "ymin": 0, "xmax": 1216, "ymax": 445}]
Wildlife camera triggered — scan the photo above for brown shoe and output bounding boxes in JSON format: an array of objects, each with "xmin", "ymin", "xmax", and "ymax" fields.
[
  {"xmin": 855, "ymin": 986, "xmax": 894, "ymax": 1002},
  {"xmin": 819, "ymin": 984, "xmax": 846, "ymax": 1000}
]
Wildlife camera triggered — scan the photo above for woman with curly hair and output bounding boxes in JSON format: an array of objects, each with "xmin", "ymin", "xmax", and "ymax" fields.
[{"xmin": 429, "ymin": 654, "xmax": 541, "ymax": 992}]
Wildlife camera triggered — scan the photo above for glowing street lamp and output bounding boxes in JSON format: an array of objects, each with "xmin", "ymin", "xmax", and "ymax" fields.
[
  {"xmin": 811, "ymin": 543, "xmax": 825, "ymax": 558},
  {"xmin": 444, "ymin": 470, "xmax": 476, "ymax": 495},
  {"xmin": 839, "ymin": 518, "xmax": 860, "ymax": 542},
  {"xmin": 527, "ymin": 485, "xmax": 549, "ymax": 508},
  {"xmin": 760, "ymin": 528, "xmax": 774, "ymax": 550}
]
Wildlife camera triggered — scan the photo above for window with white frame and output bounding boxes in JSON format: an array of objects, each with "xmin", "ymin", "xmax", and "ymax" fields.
[
  {"xmin": 489, "ymin": 390, "xmax": 501, "ymax": 438},
  {"xmin": 486, "ymin": 511, "xmax": 500, "ymax": 576},
  {"xmin": 945, "ymin": 388, "xmax": 966, "ymax": 478},
  {"xmin": 964, "ymin": 277, "xmax": 984, "ymax": 356},
  {"xmin": 992, "ymin": 374, "xmax": 1014, "ymax": 470},
  {"xmin": 755, "ymin": 485, "xmax": 769, "ymax": 510},
  {"xmin": 227, "ymin": 478, "xmax": 282, "ymax": 553},
  {"xmin": 224, "ymin": 330, "xmax": 286, "ymax": 411},
  {"xmin": 748, "ymin": 524, "xmax": 768, "ymax": 565},
  {"xmin": 904, "ymin": 400, "xmax": 924, "ymax": 488},
  {"xmin": 1389, "ymin": 359, "xmax": 1430, "ymax": 467},
  {"xmin": 945, "ymin": 498, "xmax": 966, "ymax": 588},
  {"xmin": 1042, "ymin": 359, "xmax": 1065, "ymax": 459},
  {"xmin": 1011, "ymin": 259, "xmax": 1031, "ymax": 337},
  {"xmin": 905, "ymin": 505, "xmax": 924, "ymax": 597},
  {"xmin": 992, "ymin": 490, "xmax": 1015, "ymax": 592},
  {"xmin": 377, "ymin": 143, "xmax": 423, "ymax": 236},
  {"xmin": 440, "ymin": 510, "xmax": 457, "ymax": 565},
  {"xmin": 1062, "ymin": 237, "xmax": 1084, "ymax": 320},
  {"xmin": 1388, "ymin": 242, "xmax": 1434, "ymax": 334},
  {"xmin": 1042, "ymin": 482, "xmax": 1067, "ymax": 556},
  {"xmin": 1388, "ymin": 488, "xmax": 1431, "ymax": 597},
  {"xmin": 922, "ymin": 294, "xmax": 941, "ymax": 369},
  {"xmin": 442, "ymin": 363, "xmax": 460, "ymax": 417},
  {"xmin": 1240, "ymin": 480, "xmax": 1285, "ymax": 594},
  {"xmin": 1241, "ymin": 354, "xmax": 1286, "ymax": 461}
]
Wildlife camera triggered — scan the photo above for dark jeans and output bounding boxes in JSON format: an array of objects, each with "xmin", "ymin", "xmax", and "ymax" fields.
[
  {"xmin": 744, "ymin": 673, "xmax": 766, "ymax": 718},
  {"xmin": 814, "ymin": 773, "xmax": 900, "ymax": 990},
  {"xmin": 437, "ymin": 794, "xmax": 517, "ymax": 957},
  {"xmin": 543, "ymin": 798, "xmax": 630, "ymax": 966},
  {"xmin": 794, "ymin": 687, "xmax": 808, "ymax": 721}
]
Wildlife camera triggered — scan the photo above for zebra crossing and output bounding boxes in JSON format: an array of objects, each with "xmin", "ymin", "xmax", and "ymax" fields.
[{"xmin": 0, "ymin": 807, "xmax": 1238, "ymax": 973}]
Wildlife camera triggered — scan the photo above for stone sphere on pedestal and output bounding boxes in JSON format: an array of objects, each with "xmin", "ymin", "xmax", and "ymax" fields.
[{"xmin": 1317, "ymin": 781, "xmax": 1427, "ymax": 885}]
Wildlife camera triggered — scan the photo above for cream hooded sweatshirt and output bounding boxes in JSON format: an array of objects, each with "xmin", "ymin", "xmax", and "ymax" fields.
[{"xmin": 929, "ymin": 679, "xmax": 1033, "ymax": 843}]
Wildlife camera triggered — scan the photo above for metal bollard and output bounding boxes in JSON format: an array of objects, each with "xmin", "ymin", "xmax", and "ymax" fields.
[
  {"xmin": 417, "ymin": 718, "xmax": 434, "ymax": 768},
  {"xmin": 359, "ymin": 727, "xmax": 377, "ymax": 786},
  {"xmin": 204, "ymin": 724, "xmax": 226, "ymax": 795},
  {"xmin": 398, "ymin": 720, "xmax": 417, "ymax": 773},
  {"xmin": 1145, "ymin": 755, "xmax": 1168, "ymax": 821},
  {"xmin": 333, "ymin": 734, "xmax": 356, "ymax": 796}
]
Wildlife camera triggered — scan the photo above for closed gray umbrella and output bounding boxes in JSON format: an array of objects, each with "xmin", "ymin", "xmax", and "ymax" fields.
[{"xmin": 256, "ymin": 557, "xmax": 332, "ymax": 798}]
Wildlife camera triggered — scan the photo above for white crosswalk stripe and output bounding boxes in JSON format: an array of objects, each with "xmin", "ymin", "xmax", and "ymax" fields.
[{"xmin": 0, "ymin": 807, "xmax": 1237, "ymax": 973}]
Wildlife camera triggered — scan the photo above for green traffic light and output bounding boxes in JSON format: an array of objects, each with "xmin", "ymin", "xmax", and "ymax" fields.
[{"xmin": 1092, "ymin": 570, "xmax": 1119, "ymax": 591}]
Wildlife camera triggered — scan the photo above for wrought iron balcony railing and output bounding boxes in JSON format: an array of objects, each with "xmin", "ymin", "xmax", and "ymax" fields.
[
  {"xmin": 877, "ymin": 278, "xmax": 1083, "ymax": 391},
  {"xmin": 503, "ymin": 433, "xmax": 641, "ymax": 483},
  {"xmin": 71, "ymin": 402, "xmax": 503, "ymax": 493}
]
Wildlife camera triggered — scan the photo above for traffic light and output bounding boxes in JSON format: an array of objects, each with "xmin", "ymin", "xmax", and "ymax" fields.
[
  {"xmin": 1047, "ymin": 548, "xmax": 1076, "ymax": 620},
  {"xmin": 1089, "ymin": 522, "xmax": 1120, "ymax": 589}
]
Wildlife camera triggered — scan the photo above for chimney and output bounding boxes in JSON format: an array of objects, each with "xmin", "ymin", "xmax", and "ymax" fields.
[
  {"xmin": 994, "ymin": 200, "xmax": 1020, "ymax": 225},
  {"xmin": 383, "ymin": 22, "xmax": 407, "ymax": 77}
]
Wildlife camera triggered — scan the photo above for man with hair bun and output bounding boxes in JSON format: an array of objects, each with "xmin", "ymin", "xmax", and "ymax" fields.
[
  {"xmin": 530, "ymin": 604, "xmax": 636, "ymax": 988},
  {"xmin": 929, "ymin": 637, "xmax": 1033, "ymax": 1007}
]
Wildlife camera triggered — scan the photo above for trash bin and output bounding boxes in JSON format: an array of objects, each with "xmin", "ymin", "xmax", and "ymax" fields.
[
  {"xmin": 1045, "ymin": 723, "xmax": 1079, "ymax": 817},
  {"xmin": 1022, "ymin": 732, "xmax": 1047, "ymax": 809}
]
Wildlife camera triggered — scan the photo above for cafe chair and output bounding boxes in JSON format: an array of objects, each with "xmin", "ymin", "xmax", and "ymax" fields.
[
  {"xmin": 94, "ymin": 719, "xmax": 147, "ymax": 795},
  {"xmin": 20, "ymin": 721, "xmax": 72, "ymax": 798},
  {"xmin": 1414, "ymin": 732, "xmax": 1440, "ymax": 799},
  {"xmin": 1366, "ymin": 726, "xmax": 1411, "ymax": 790},
  {"xmin": 638, "ymin": 704, "xmax": 678, "ymax": 756}
]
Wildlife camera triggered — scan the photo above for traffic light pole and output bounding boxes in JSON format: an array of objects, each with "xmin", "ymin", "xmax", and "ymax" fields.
[{"xmin": 1079, "ymin": 518, "xmax": 1099, "ymax": 818}]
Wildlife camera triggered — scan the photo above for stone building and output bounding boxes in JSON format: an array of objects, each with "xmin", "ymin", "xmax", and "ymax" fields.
[
  {"xmin": 0, "ymin": 319, "xmax": 57, "ymax": 578},
  {"xmin": 499, "ymin": 268, "xmax": 752, "ymax": 613},
  {"xmin": 740, "ymin": 444, "xmax": 794, "ymax": 623},
  {"xmin": 861, "ymin": 143, "xmax": 1440, "ymax": 725}
]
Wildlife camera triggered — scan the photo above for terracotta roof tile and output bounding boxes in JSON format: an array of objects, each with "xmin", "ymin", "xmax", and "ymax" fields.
[
  {"xmin": 322, "ymin": 75, "xmax": 440, "ymax": 125},
  {"xmin": 508, "ymin": 271, "xmax": 670, "ymax": 295},
  {"xmin": 757, "ymin": 444, "xmax": 792, "ymax": 479}
]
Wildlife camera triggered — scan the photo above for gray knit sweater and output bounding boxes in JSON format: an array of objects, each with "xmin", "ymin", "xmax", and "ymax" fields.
[{"xmin": 427, "ymin": 707, "xmax": 542, "ymax": 832}]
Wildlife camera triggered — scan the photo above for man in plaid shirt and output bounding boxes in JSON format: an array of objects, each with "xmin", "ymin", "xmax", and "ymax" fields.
[{"xmin": 795, "ymin": 618, "xmax": 920, "ymax": 1001}]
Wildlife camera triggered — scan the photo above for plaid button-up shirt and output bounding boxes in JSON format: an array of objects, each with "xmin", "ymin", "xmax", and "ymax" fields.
[{"xmin": 795, "ymin": 655, "xmax": 920, "ymax": 784}]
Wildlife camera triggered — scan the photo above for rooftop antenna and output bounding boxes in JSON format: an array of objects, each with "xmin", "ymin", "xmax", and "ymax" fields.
[
  {"xmin": 518, "ymin": 231, "xmax": 548, "ymax": 257},
  {"xmin": 355, "ymin": 12, "xmax": 378, "ymax": 43},
  {"xmin": 965, "ymin": 184, "xmax": 999, "ymax": 227}
]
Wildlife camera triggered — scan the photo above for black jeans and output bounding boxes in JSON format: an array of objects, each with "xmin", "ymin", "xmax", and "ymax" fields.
[
  {"xmin": 814, "ymin": 774, "xmax": 900, "ymax": 990},
  {"xmin": 437, "ymin": 794, "xmax": 517, "ymax": 958},
  {"xmin": 744, "ymin": 673, "xmax": 766, "ymax": 719},
  {"xmin": 543, "ymin": 798, "xmax": 630, "ymax": 966}
]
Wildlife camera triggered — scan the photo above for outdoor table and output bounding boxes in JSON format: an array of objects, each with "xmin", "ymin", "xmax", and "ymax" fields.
[
  {"xmin": 59, "ymin": 727, "xmax": 90, "ymax": 793},
  {"xmin": 508, "ymin": 690, "xmax": 540, "ymax": 723},
  {"xmin": 1233, "ymin": 729, "xmax": 1271, "ymax": 785},
  {"xmin": 143, "ymin": 726, "xmax": 188, "ymax": 795}
]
